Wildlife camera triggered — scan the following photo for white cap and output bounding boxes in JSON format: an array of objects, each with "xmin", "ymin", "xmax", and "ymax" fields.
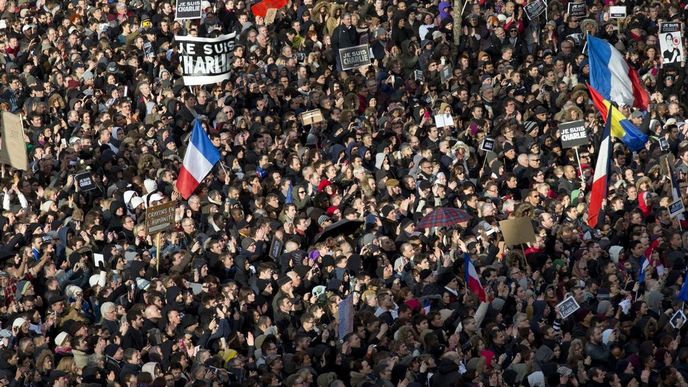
[
  {"xmin": 123, "ymin": 190, "xmax": 137, "ymax": 206},
  {"xmin": 130, "ymin": 196, "xmax": 145, "ymax": 209},
  {"xmin": 54, "ymin": 331, "xmax": 69, "ymax": 346},
  {"xmin": 144, "ymin": 179, "xmax": 157, "ymax": 194},
  {"xmin": 65, "ymin": 285, "xmax": 82, "ymax": 300},
  {"xmin": 89, "ymin": 274, "xmax": 105, "ymax": 288}
]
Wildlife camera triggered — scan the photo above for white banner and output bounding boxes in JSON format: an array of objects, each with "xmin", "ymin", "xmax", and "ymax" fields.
[{"xmin": 175, "ymin": 33, "xmax": 237, "ymax": 86}]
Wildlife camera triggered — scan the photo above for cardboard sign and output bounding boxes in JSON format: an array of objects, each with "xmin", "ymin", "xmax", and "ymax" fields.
[
  {"xmin": 567, "ymin": 2, "xmax": 587, "ymax": 18},
  {"xmin": 145, "ymin": 201, "xmax": 177, "ymax": 234},
  {"xmin": 524, "ymin": 0, "xmax": 547, "ymax": 20},
  {"xmin": 559, "ymin": 120, "xmax": 589, "ymax": 148},
  {"xmin": 480, "ymin": 137, "xmax": 495, "ymax": 152},
  {"xmin": 499, "ymin": 217, "xmax": 536, "ymax": 245},
  {"xmin": 0, "ymin": 112, "xmax": 28, "ymax": 171},
  {"xmin": 557, "ymin": 295, "xmax": 581, "ymax": 319},
  {"xmin": 609, "ymin": 6, "xmax": 626, "ymax": 18},
  {"xmin": 269, "ymin": 236, "xmax": 283, "ymax": 259},
  {"xmin": 339, "ymin": 44, "xmax": 372, "ymax": 70},
  {"xmin": 300, "ymin": 109, "xmax": 324, "ymax": 125},
  {"xmin": 440, "ymin": 65, "xmax": 452, "ymax": 83},
  {"xmin": 670, "ymin": 309, "xmax": 687, "ymax": 329},
  {"xmin": 659, "ymin": 23, "xmax": 684, "ymax": 65},
  {"xmin": 175, "ymin": 0, "xmax": 202, "ymax": 20},
  {"xmin": 668, "ymin": 199, "xmax": 685, "ymax": 218},
  {"xmin": 434, "ymin": 114, "xmax": 455, "ymax": 128},
  {"xmin": 75, "ymin": 172, "xmax": 97, "ymax": 192},
  {"xmin": 264, "ymin": 8, "xmax": 277, "ymax": 25}
]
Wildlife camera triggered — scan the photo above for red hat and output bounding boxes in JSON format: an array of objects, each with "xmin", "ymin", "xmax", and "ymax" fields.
[{"xmin": 317, "ymin": 178, "xmax": 331, "ymax": 192}]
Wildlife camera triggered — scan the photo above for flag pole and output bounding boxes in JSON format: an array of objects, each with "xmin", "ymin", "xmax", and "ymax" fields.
[{"xmin": 574, "ymin": 146, "xmax": 585, "ymax": 188}]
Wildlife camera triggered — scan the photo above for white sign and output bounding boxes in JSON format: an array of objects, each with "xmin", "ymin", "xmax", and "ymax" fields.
[
  {"xmin": 175, "ymin": 33, "xmax": 237, "ymax": 86},
  {"xmin": 557, "ymin": 295, "xmax": 580, "ymax": 319},
  {"xmin": 609, "ymin": 6, "xmax": 626, "ymax": 18},
  {"xmin": 669, "ymin": 199, "xmax": 685, "ymax": 218},
  {"xmin": 434, "ymin": 114, "xmax": 455, "ymax": 128},
  {"xmin": 660, "ymin": 24, "xmax": 683, "ymax": 65}
]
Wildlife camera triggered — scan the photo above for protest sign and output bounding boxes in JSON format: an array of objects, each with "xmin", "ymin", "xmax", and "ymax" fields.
[
  {"xmin": 176, "ymin": 33, "xmax": 237, "ymax": 85},
  {"xmin": 269, "ymin": 236, "xmax": 284, "ymax": 259},
  {"xmin": 609, "ymin": 6, "xmax": 626, "ymax": 18},
  {"xmin": 440, "ymin": 66, "xmax": 452, "ymax": 83},
  {"xmin": 668, "ymin": 199, "xmax": 685, "ymax": 219},
  {"xmin": 670, "ymin": 309, "xmax": 687, "ymax": 329},
  {"xmin": 0, "ymin": 112, "xmax": 28, "ymax": 171},
  {"xmin": 414, "ymin": 70, "xmax": 425, "ymax": 82},
  {"xmin": 300, "ymin": 109, "xmax": 324, "ymax": 125},
  {"xmin": 524, "ymin": 0, "xmax": 546, "ymax": 20},
  {"xmin": 339, "ymin": 44, "xmax": 371, "ymax": 70},
  {"xmin": 264, "ymin": 8, "xmax": 277, "ymax": 24},
  {"xmin": 499, "ymin": 217, "xmax": 536, "ymax": 245},
  {"xmin": 434, "ymin": 114, "xmax": 455, "ymax": 128},
  {"xmin": 175, "ymin": 0, "xmax": 202, "ymax": 20},
  {"xmin": 75, "ymin": 172, "xmax": 97, "ymax": 192},
  {"xmin": 480, "ymin": 137, "xmax": 495, "ymax": 152},
  {"xmin": 145, "ymin": 201, "xmax": 177, "ymax": 234},
  {"xmin": 567, "ymin": 2, "xmax": 587, "ymax": 18},
  {"xmin": 559, "ymin": 120, "xmax": 589, "ymax": 148},
  {"xmin": 659, "ymin": 23, "xmax": 683, "ymax": 65},
  {"xmin": 557, "ymin": 296, "xmax": 581, "ymax": 319}
]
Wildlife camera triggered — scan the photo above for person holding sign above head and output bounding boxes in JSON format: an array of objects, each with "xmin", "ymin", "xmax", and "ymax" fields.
[{"xmin": 331, "ymin": 13, "xmax": 359, "ymax": 72}]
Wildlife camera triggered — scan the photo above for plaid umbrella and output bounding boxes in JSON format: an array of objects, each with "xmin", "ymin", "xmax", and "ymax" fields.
[{"xmin": 416, "ymin": 207, "xmax": 472, "ymax": 229}]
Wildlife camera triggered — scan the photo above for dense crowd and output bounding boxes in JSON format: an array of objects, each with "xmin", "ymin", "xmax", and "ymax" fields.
[{"xmin": 1, "ymin": 0, "xmax": 688, "ymax": 386}]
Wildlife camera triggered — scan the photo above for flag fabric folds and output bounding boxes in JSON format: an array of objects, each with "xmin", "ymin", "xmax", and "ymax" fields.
[
  {"xmin": 176, "ymin": 120, "xmax": 221, "ymax": 200},
  {"xmin": 464, "ymin": 253, "xmax": 486, "ymax": 302},
  {"xmin": 251, "ymin": 0, "xmax": 287, "ymax": 18},
  {"xmin": 587, "ymin": 107, "xmax": 612, "ymax": 229},
  {"xmin": 638, "ymin": 256, "xmax": 650, "ymax": 284},
  {"xmin": 678, "ymin": 272, "xmax": 688, "ymax": 303},
  {"xmin": 587, "ymin": 35, "xmax": 649, "ymax": 110},
  {"xmin": 588, "ymin": 85, "xmax": 648, "ymax": 152}
]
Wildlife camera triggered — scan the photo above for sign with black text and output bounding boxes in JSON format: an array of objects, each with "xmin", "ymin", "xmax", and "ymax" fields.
[
  {"xmin": 609, "ymin": 6, "xmax": 626, "ymax": 18},
  {"xmin": 659, "ymin": 23, "xmax": 683, "ymax": 65},
  {"xmin": 269, "ymin": 236, "xmax": 283, "ymax": 259},
  {"xmin": 175, "ymin": 0, "xmax": 202, "ymax": 20},
  {"xmin": 524, "ymin": 0, "xmax": 547, "ymax": 20},
  {"xmin": 339, "ymin": 44, "xmax": 371, "ymax": 70},
  {"xmin": 670, "ymin": 309, "xmax": 687, "ymax": 329},
  {"xmin": 480, "ymin": 137, "xmax": 495, "ymax": 152},
  {"xmin": 567, "ymin": 2, "xmax": 587, "ymax": 18},
  {"xmin": 175, "ymin": 33, "xmax": 237, "ymax": 85},
  {"xmin": 559, "ymin": 120, "xmax": 589, "ymax": 148},
  {"xmin": 75, "ymin": 172, "xmax": 96, "ymax": 192},
  {"xmin": 145, "ymin": 201, "xmax": 177, "ymax": 234},
  {"xmin": 557, "ymin": 295, "xmax": 581, "ymax": 319}
]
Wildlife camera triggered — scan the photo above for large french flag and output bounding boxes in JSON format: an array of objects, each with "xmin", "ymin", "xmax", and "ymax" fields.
[
  {"xmin": 588, "ymin": 35, "xmax": 649, "ymax": 111},
  {"xmin": 587, "ymin": 108, "xmax": 612, "ymax": 229},
  {"xmin": 176, "ymin": 120, "xmax": 221, "ymax": 200},
  {"xmin": 464, "ymin": 253, "xmax": 486, "ymax": 302}
]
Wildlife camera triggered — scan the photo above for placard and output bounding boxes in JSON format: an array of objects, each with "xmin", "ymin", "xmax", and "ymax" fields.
[
  {"xmin": 434, "ymin": 114, "xmax": 455, "ymax": 128},
  {"xmin": 440, "ymin": 65, "xmax": 452, "ymax": 83},
  {"xmin": 659, "ymin": 138, "xmax": 670, "ymax": 152},
  {"xmin": 670, "ymin": 309, "xmax": 687, "ymax": 329},
  {"xmin": 300, "ymin": 109, "xmax": 324, "ymax": 125},
  {"xmin": 264, "ymin": 8, "xmax": 277, "ymax": 25},
  {"xmin": 567, "ymin": 2, "xmax": 587, "ymax": 18},
  {"xmin": 0, "ymin": 112, "xmax": 28, "ymax": 171},
  {"xmin": 557, "ymin": 295, "xmax": 581, "ymax": 319},
  {"xmin": 175, "ymin": 0, "xmax": 202, "ymax": 20},
  {"xmin": 339, "ymin": 44, "xmax": 372, "ymax": 71},
  {"xmin": 175, "ymin": 33, "xmax": 237, "ymax": 85},
  {"xmin": 145, "ymin": 201, "xmax": 177, "ymax": 234},
  {"xmin": 659, "ymin": 23, "xmax": 683, "ymax": 65},
  {"xmin": 609, "ymin": 6, "xmax": 626, "ymax": 18},
  {"xmin": 498, "ymin": 217, "xmax": 536, "ymax": 245},
  {"xmin": 414, "ymin": 70, "xmax": 425, "ymax": 82},
  {"xmin": 559, "ymin": 120, "xmax": 589, "ymax": 148},
  {"xmin": 480, "ymin": 137, "xmax": 495, "ymax": 152},
  {"xmin": 668, "ymin": 199, "xmax": 685, "ymax": 218},
  {"xmin": 93, "ymin": 253, "xmax": 105, "ymax": 268},
  {"xmin": 524, "ymin": 0, "xmax": 547, "ymax": 20},
  {"xmin": 75, "ymin": 172, "xmax": 96, "ymax": 192},
  {"xmin": 269, "ymin": 236, "xmax": 283, "ymax": 259},
  {"xmin": 143, "ymin": 41, "xmax": 154, "ymax": 58}
]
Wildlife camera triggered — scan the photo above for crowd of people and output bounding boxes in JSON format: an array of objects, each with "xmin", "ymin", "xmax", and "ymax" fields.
[{"xmin": 1, "ymin": 0, "xmax": 688, "ymax": 385}]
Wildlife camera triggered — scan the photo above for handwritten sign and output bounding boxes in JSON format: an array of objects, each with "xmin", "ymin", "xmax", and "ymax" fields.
[{"xmin": 145, "ymin": 201, "xmax": 177, "ymax": 234}]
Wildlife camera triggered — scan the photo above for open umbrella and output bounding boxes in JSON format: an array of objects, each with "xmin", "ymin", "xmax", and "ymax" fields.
[
  {"xmin": 313, "ymin": 219, "xmax": 364, "ymax": 243},
  {"xmin": 416, "ymin": 207, "xmax": 472, "ymax": 229}
]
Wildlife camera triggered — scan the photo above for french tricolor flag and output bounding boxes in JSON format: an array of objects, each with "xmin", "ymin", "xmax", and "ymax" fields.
[
  {"xmin": 588, "ymin": 35, "xmax": 649, "ymax": 110},
  {"xmin": 587, "ymin": 108, "xmax": 612, "ymax": 229},
  {"xmin": 176, "ymin": 120, "xmax": 221, "ymax": 200},
  {"xmin": 464, "ymin": 253, "xmax": 486, "ymax": 302}
]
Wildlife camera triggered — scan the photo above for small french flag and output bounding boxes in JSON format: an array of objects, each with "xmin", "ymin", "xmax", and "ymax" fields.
[
  {"xmin": 176, "ymin": 120, "xmax": 221, "ymax": 200},
  {"xmin": 638, "ymin": 256, "xmax": 650, "ymax": 284},
  {"xmin": 464, "ymin": 253, "xmax": 486, "ymax": 302}
]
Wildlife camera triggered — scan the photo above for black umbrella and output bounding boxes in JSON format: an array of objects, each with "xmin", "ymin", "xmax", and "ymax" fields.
[{"xmin": 313, "ymin": 219, "xmax": 364, "ymax": 244}]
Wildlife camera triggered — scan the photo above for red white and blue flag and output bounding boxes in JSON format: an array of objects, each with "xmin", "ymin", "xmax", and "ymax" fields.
[
  {"xmin": 587, "ymin": 108, "xmax": 613, "ymax": 229},
  {"xmin": 176, "ymin": 120, "xmax": 221, "ymax": 200},
  {"xmin": 464, "ymin": 253, "xmax": 486, "ymax": 302}
]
